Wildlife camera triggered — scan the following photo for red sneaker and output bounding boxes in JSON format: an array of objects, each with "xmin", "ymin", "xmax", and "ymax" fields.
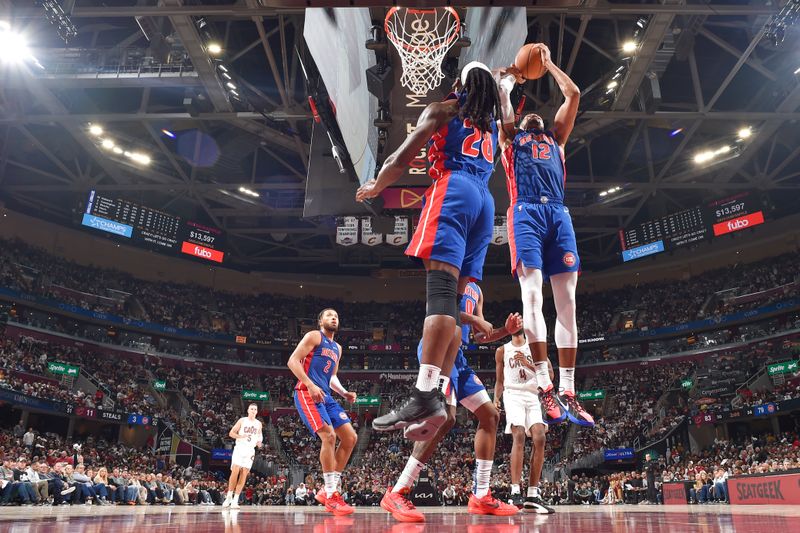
[
  {"xmin": 315, "ymin": 489, "xmax": 327, "ymax": 505},
  {"xmin": 467, "ymin": 491, "xmax": 520, "ymax": 516},
  {"xmin": 325, "ymin": 492, "xmax": 354, "ymax": 516},
  {"xmin": 558, "ymin": 391, "xmax": 595, "ymax": 427},
  {"xmin": 380, "ymin": 488, "xmax": 425, "ymax": 523},
  {"xmin": 539, "ymin": 385, "xmax": 567, "ymax": 424}
]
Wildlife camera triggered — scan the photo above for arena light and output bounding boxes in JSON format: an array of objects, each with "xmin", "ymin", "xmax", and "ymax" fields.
[
  {"xmin": 207, "ymin": 42, "xmax": 222, "ymax": 55},
  {"xmin": 101, "ymin": 139, "xmax": 115, "ymax": 150},
  {"xmin": 606, "ymin": 81, "xmax": 618, "ymax": 90},
  {"xmin": 88, "ymin": 124, "xmax": 104, "ymax": 136},
  {"xmin": 161, "ymin": 129, "xmax": 175, "ymax": 138},
  {"xmin": 0, "ymin": 26, "xmax": 34, "ymax": 65},
  {"xmin": 622, "ymin": 41, "xmax": 637, "ymax": 53},
  {"xmin": 238, "ymin": 186, "xmax": 260, "ymax": 198},
  {"xmin": 112, "ymin": 146, "xmax": 123, "ymax": 155},
  {"xmin": 795, "ymin": 66, "xmax": 800, "ymax": 75},
  {"xmin": 737, "ymin": 127, "xmax": 752, "ymax": 140},
  {"xmin": 226, "ymin": 82, "xmax": 237, "ymax": 90},
  {"xmin": 218, "ymin": 65, "xmax": 228, "ymax": 73},
  {"xmin": 670, "ymin": 128, "xmax": 684, "ymax": 137}
]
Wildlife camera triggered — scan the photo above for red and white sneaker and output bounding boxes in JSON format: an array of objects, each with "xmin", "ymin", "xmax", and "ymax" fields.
[
  {"xmin": 380, "ymin": 488, "xmax": 425, "ymax": 523},
  {"xmin": 558, "ymin": 390, "xmax": 595, "ymax": 427},
  {"xmin": 467, "ymin": 491, "xmax": 519, "ymax": 516},
  {"xmin": 325, "ymin": 492, "xmax": 354, "ymax": 516},
  {"xmin": 315, "ymin": 489, "xmax": 327, "ymax": 505},
  {"xmin": 539, "ymin": 385, "xmax": 567, "ymax": 425}
]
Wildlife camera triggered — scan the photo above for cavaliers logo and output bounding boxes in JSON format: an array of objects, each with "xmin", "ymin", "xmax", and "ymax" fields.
[
  {"xmin": 339, "ymin": 412, "xmax": 348, "ymax": 420},
  {"xmin": 400, "ymin": 188, "xmax": 424, "ymax": 208},
  {"xmin": 563, "ymin": 252, "xmax": 576, "ymax": 267}
]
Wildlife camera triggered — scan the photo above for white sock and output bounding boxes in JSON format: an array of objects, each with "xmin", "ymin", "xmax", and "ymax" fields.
[
  {"xmin": 528, "ymin": 485, "xmax": 540, "ymax": 498},
  {"xmin": 473, "ymin": 459, "xmax": 493, "ymax": 498},
  {"xmin": 226, "ymin": 491, "xmax": 233, "ymax": 500},
  {"xmin": 511, "ymin": 484, "xmax": 520, "ymax": 495},
  {"xmin": 334, "ymin": 471, "xmax": 342, "ymax": 492},
  {"xmin": 534, "ymin": 361, "xmax": 553, "ymax": 390},
  {"xmin": 416, "ymin": 364, "xmax": 441, "ymax": 392},
  {"xmin": 559, "ymin": 367, "xmax": 575, "ymax": 394},
  {"xmin": 393, "ymin": 456, "xmax": 425, "ymax": 493},
  {"xmin": 323, "ymin": 472, "xmax": 337, "ymax": 498},
  {"xmin": 233, "ymin": 492, "xmax": 240, "ymax": 502}
]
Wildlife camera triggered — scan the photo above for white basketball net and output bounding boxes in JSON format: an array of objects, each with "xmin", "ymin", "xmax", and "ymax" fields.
[{"xmin": 385, "ymin": 7, "xmax": 460, "ymax": 96}]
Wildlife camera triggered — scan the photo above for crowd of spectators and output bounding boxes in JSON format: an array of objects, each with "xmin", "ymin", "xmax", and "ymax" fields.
[{"xmin": 1, "ymin": 238, "xmax": 797, "ymax": 347}]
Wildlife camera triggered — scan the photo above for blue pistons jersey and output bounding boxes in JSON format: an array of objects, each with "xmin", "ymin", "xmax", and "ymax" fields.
[
  {"xmin": 502, "ymin": 129, "xmax": 566, "ymax": 205},
  {"xmin": 428, "ymin": 91, "xmax": 499, "ymax": 185},
  {"xmin": 460, "ymin": 282, "xmax": 481, "ymax": 345},
  {"xmin": 294, "ymin": 331, "xmax": 340, "ymax": 395}
]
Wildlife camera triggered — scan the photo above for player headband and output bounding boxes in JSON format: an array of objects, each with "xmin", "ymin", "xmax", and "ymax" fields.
[{"xmin": 460, "ymin": 61, "xmax": 492, "ymax": 86}]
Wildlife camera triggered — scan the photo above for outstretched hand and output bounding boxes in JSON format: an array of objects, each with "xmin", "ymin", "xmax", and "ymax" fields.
[
  {"xmin": 355, "ymin": 179, "xmax": 382, "ymax": 202},
  {"xmin": 504, "ymin": 312, "xmax": 523, "ymax": 334}
]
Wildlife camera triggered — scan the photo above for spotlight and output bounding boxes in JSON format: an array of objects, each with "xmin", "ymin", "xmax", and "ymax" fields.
[
  {"xmin": 112, "ymin": 146, "xmax": 123, "ymax": 154},
  {"xmin": 795, "ymin": 66, "xmax": 800, "ymax": 75},
  {"xmin": 221, "ymin": 72, "xmax": 232, "ymax": 80},
  {"xmin": 694, "ymin": 151, "xmax": 713, "ymax": 164},
  {"xmin": 226, "ymin": 82, "xmax": 237, "ymax": 90},
  {"xmin": 599, "ymin": 191, "xmax": 608, "ymax": 197},
  {"xmin": 101, "ymin": 139, "xmax": 115, "ymax": 150},
  {"xmin": 670, "ymin": 128, "xmax": 684, "ymax": 137},
  {"xmin": 89, "ymin": 125, "xmax": 104, "ymax": 136},
  {"xmin": 607, "ymin": 81, "xmax": 618, "ymax": 90},
  {"xmin": 0, "ymin": 27, "xmax": 33, "ymax": 64},
  {"xmin": 238, "ymin": 186, "xmax": 260, "ymax": 198},
  {"xmin": 161, "ymin": 129, "xmax": 176, "ymax": 138},
  {"xmin": 737, "ymin": 127, "xmax": 752, "ymax": 139},
  {"xmin": 622, "ymin": 41, "xmax": 637, "ymax": 53},
  {"xmin": 207, "ymin": 43, "xmax": 222, "ymax": 55},
  {"xmin": 218, "ymin": 65, "xmax": 228, "ymax": 73}
]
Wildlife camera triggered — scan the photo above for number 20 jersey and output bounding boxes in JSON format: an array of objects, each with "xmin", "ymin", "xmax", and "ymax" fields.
[{"xmin": 428, "ymin": 92, "xmax": 498, "ymax": 185}]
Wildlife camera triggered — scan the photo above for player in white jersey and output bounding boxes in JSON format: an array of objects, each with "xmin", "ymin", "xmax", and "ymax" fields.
[
  {"xmin": 494, "ymin": 330, "xmax": 554, "ymax": 513},
  {"xmin": 222, "ymin": 403, "xmax": 263, "ymax": 509}
]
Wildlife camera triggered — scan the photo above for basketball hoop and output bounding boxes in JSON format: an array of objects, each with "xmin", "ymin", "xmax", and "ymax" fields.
[{"xmin": 384, "ymin": 7, "xmax": 461, "ymax": 96}]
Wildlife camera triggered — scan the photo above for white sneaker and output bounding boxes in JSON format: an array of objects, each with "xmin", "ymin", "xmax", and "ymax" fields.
[
  {"xmin": 222, "ymin": 497, "xmax": 231, "ymax": 508},
  {"xmin": 231, "ymin": 500, "xmax": 240, "ymax": 509}
]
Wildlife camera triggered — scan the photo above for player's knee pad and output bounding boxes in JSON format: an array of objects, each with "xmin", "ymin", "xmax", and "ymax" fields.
[{"xmin": 426, "ymin": 269, "xmax": 458, "ymax": 320}]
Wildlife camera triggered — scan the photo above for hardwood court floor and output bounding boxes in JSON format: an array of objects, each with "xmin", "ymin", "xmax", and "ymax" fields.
[{"xmin": 2, "ymin": 503, "xmax": 799, "ymax": 532}]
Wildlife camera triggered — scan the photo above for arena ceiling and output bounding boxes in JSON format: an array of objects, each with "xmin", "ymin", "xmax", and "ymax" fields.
[{"xmin": 0, "ymin": 1, "xmax": 798, "ymax": 274}]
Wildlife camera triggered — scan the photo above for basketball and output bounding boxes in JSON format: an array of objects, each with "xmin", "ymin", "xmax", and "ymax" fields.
[{"xmin": 515, "ymin": 43, "xmax": 547, "ymax": 80}]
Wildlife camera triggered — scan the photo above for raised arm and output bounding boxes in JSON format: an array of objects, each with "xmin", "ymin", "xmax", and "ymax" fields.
[
  {"xmin": 287, "ymin": 331, "xmax": 325, "ymax": 402},
  {"xmin": 493, "ymin": 346, "xmax": 505, "ymax": 409},
  {"xmin": 356, "ymin": 102, "xmax": 452, "ymax": 202},
  {"xmin": 471, "ymin": 287, "xmax": 523, "ymax": 344},
  {"xmin": 542, "ymin": 46, "xmax": 580, "ymax": 148},
  {"xmin": 497, "ymin": 68, "xmax": 521, "ymax": 151}
]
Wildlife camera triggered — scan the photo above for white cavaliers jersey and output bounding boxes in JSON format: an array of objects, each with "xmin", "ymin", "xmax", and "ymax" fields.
[
  {"xmin": 503, "ymin": 341, "xmax": 538, "ymax": 394},
  {"xmin": 234, "ymin": 418, "xmax": 262, "ymax": 450}
]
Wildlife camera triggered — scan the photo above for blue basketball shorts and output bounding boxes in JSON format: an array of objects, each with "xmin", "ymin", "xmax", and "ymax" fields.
[{"xmin": 507, "ymin": 200, "xmax": 580, "ymax": 279}]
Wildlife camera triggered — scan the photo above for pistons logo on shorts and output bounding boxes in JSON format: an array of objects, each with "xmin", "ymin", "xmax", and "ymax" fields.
[
  {"xmin": 563, "ymin": 252, "xmax": 576, "ymax": 267},
  {"xmin": 339, "ymin": 412, "xmax": 348, "ymax": 420},
  {"xmin": 473, "ymin": 376, "xmax": 482, "ymax": 385}
]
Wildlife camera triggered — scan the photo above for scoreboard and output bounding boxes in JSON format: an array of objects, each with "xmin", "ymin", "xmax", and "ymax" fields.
[
  {"xmin": 619, "ymin": 192, "xmax": 765, "ymax": 262},
  {"xmin": 81, "ymin": 191, "xmax": 225, "ymax": 263}
]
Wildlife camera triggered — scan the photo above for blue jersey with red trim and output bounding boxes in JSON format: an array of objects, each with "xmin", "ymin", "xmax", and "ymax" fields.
[
  {"xmin": 502, "ymin": 129, "xmax": 566, "ymax": 204},
  {"xmin": 295, "ymin": 331, "xmax": 340, "ymax": 395},
  {"xmin": 428, "ymin": 92, "xmax": 498, "ymax": 184},
  {"xmin": 460, "ymin": 282, "xmax": 481, "ymax": 345}
]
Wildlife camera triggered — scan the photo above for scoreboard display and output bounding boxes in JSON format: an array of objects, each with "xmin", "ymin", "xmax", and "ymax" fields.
[
  {"xmin": 81, "ymin": 191, "xmax": 225, "ymax": 263},
  {"xmin": 620, "ymin": 192, "xmax": 765, "ymax": 262}
]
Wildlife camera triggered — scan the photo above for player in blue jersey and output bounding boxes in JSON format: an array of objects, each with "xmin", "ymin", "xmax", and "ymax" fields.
[
  {"xmin": 498, "ymin": 44, "xmax": 594, "ymax": 428},
  {"xmin": 380, "ymin": 282, "xmax": 522, "ymax": 521},
  {"xmin": 356, "ymin": 62, "xmax": 503, "ymax": 439},
  {"xmin": 288, "ymin": 308, "xmax": 358, "ymax": 516}
]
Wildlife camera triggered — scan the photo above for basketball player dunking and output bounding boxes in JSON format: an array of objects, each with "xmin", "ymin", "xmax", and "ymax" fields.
[
  {"xmin": 381, "ymin": 282, "xmax": 522, "ymax": 521},
  {"xmin": 222, "ymin": 403, "xmax": 263, "ymax": 509},
  {"xmin": 288, "ymin": 308, "xmax": 358, "ymax": 516},
  {"xmin": 356, "ymin": 62, "xmax": 503, "ymax": 440},
  {"xmin": 498, "ymin": 44, "xmax": 594, "ymax": 428},
  {"xmin": 494, "ymin": 330, "xmax": 555, "ymax": 513}
]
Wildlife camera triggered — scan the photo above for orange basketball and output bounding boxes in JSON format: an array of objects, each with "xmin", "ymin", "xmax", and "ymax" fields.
[{"xmin": 514, "ymin": 43, "xmax": 547, "ymax": 80}]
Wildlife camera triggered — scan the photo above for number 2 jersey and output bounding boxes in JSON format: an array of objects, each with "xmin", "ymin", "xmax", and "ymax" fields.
[
  {"xmin": 501, "ymin": 128, "xmax": 566, "ymax": 205},
  {"xmin": 294, "ymin": 331, "xmax": 340, "ymax": 396}
]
